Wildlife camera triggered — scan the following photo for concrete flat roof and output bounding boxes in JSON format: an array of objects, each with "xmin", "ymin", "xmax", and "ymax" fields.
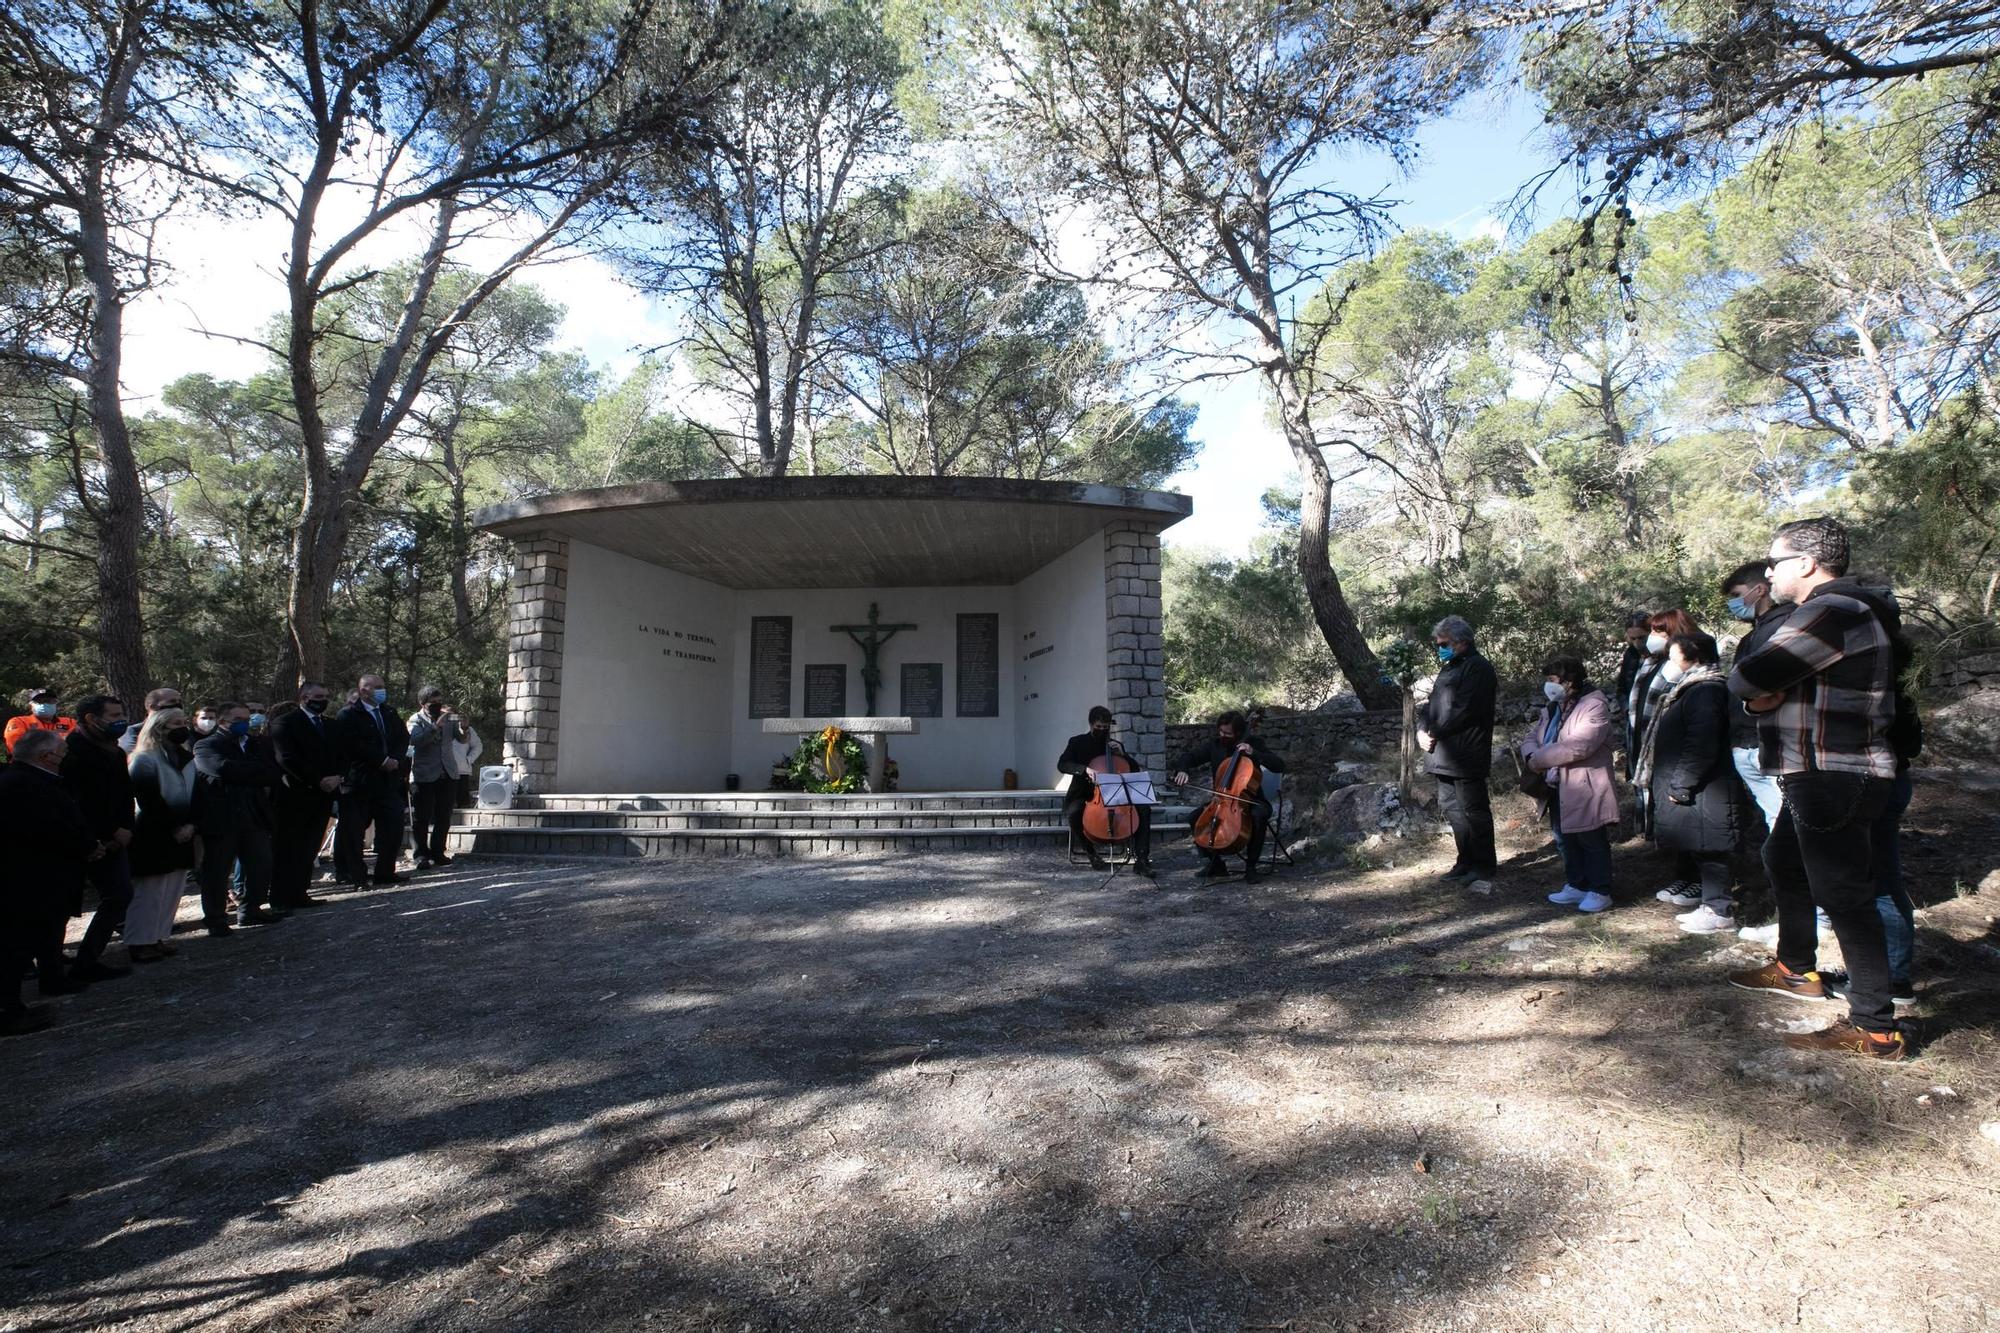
[{"xmin": 473, "ymin": 477, "xmax": 1192, "ymax": 588}]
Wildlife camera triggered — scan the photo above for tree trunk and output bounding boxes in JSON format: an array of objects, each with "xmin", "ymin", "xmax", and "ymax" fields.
[
  {"xmin": 284, "ymin": 472, "xmax": 347, "ymax": 690},
  {"xmin": 1400, "ymin": 688, "xmax": 1417, "ymax": 800},
  {"xmin": 1267, "ymin": 367, "xmax": 1397, "ymax": 710},
  {"xmin": 78, "ymin": 203, "xmax": 149, "ymax": 707}
]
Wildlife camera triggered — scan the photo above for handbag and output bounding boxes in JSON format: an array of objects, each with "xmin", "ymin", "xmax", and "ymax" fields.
[{"xmin": 1509, "ymin": 745, "xmax": 1552, "ymax": 801}]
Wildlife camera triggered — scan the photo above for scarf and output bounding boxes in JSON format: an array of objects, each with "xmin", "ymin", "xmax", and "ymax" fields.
[
  {"xmin": 135, "ymin": 748, "xmax": 197, "ymax": 812},
  {"xmin": 1632, "ymin": 665, "xmax": 1722, "ymax": 794}
]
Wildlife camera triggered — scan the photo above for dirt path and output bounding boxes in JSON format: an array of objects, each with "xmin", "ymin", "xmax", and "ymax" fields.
[{"xmin": 3, "ymin": 779, "xmax": 1997, "ymax": 1332}]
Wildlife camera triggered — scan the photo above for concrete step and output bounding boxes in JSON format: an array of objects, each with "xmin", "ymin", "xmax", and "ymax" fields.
[
  {"xmin": 445, "ymin": 821, "xmax": 1194, "ymax": 860},
  {"xmin": 460, "ymin": 806, "xmax": 1197, "ymax": 833},
  {"xmin": 506, "ymin": 790, "xmax": 1067, "ymax": 814}
]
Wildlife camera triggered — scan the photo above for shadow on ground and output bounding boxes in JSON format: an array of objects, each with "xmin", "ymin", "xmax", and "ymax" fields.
[{"xmin": 2, "ymin": 775, "xmax": 1996, "ymax": 1332}]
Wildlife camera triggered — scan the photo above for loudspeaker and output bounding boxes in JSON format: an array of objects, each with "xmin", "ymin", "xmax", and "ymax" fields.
[{"xmin": 476, "ymin": 764, "xmax": 518, "ymax": 810}]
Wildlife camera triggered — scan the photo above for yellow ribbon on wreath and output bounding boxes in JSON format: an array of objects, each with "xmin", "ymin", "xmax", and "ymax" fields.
[{"xmin": 819, "ymin": 725, "xmax": 846, "ymax": 781}]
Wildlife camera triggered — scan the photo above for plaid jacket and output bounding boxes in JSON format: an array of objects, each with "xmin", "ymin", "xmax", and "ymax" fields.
[{"xmin": 1726, "ymin": 579, "xmax": 1896, "ymax": 778}]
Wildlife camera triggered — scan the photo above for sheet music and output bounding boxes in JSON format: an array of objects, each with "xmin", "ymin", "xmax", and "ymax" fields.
[{"xmin": 1090, "ymin": 770, "xmax": 1157, "ymax": 807}]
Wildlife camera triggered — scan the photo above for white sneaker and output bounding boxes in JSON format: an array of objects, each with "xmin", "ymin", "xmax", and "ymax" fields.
[
  {"xmin": 1547, "ymin": 885, "xmax": 1586, "ymax": 904},
  {"xmin": 1577, "ymin": 891, "xmax": 1613, "ymax": 913},
  {"xmin": 1677, "ymin": 905, "xmax": 1737, "ymax": 934},
  {"xmin": 1737, "ymin": 922, "xmax": 1780, "ymax": 947},
  {"xmin": 1654, "ymin": 883, "xmax": 1701, "ymax": 907}
]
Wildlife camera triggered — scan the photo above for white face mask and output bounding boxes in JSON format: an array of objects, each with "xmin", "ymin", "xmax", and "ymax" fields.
[
  {"xmin": 195, "ymin": 717, "xmax": 217, "ymax": 734},
  {"xmin": 1660, "ymin": 660, "xmax": 1687, "ymax": 684},
  {"xmin": 1543, "ymin": 681, "xmax": 1566, "ymax": 703},
  {"xmin": 1645, "ymin": 632, "xmax": 1668, "ymax": 655}
]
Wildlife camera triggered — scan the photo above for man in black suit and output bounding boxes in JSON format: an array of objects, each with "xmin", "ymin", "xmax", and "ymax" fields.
[
  {"xmin": 194, "ymin": 701, "xmax": 286, "ymax": 932},
  {"xmin": 1057, "ymin": 705, "xmax": 1153, "ymax": 877},
  {"xmin": 270, "ymin": 682, "xmax": 343, "ymax": 908},
  {"xmin": 1172, "ymin": 710, "xmax": 1286, "ymax": 883},
  {"xmin": 335, "ymin": 672, "xmax": 410, "ymax": 887},
  {"xmin": 1416, "ymin": 614, "xmax": 1500, "ymax": 884},
  {"xmin": 60, "ymin": 694, "xmax": 136, "ymax": 980},
  {"xmin": 0, "ymin": 729, "xmax": 99, "ymax": 1032}
]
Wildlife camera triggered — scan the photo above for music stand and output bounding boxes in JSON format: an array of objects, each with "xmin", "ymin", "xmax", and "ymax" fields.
[{"xmin": 1090, "ymin": 769, "xmax": 1157, "ymax": 807}]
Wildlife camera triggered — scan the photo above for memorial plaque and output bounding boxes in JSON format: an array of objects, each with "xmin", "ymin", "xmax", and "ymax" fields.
[
  {"xmin": 900, "ymin": 662, "xmax": 943, "ymax": 718},
  {"xmin": 804, "ymin": 663, "xmax": 847, "ymax": 717},
  {"xmin": 956, "ymin": 613, "xmax": 1000, "ymax": 717},
  {"xmin": 748, "ymin": 616, "xmax": 792, "ymax": 718}
]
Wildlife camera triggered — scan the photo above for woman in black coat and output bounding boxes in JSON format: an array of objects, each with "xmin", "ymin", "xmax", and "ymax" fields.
[
  {"xmin": 1633, "ymin": 632, "xmax": 1740, "ymax": 934},
  {"xmin": 125, "ymin": 709, "xmax": 204, "ymax": 961}
]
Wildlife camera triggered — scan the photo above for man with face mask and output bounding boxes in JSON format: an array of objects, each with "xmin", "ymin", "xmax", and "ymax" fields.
[
  {"xmin": 271, "ymin": 682, "xmax": 344, "ymax": 909},
  {"xmin": 1416, "ymin": 616, "xmax": 1499, "ymax": 886},
  {"xmin": 58, "ymin": 695, "xmax": 136, "ymax": 981},
  {"xmin": 1172, "ymin": 710, "xmax": 1285, "ymax": 882},
  {"xmin": 0, "ymin": 728, "xmax": 99, "ymax": 1032},
  {"xmin": 334, "ymin": 673, "xmax": 411, "ymax": 887},
  {"xmin": 4, "ymin": 687, "xmax": 76, "ymax": 757},
  {"xmin": 406, "ymin": 685, "xmax": 465, "ymax": 870},
  {"xmin": 1726, "ymin": 516, "xmax": 1907, "ymax": 1060},
  {"xmin": 1058, "ymin": 706, "xmax": 1154, "ymax": 877},
  {"xmin": 193, "ymin": 702, "xmax": 286, "ymax": 931},
  {"xmin": 1718, "ymin": 562, "xmax": 1787, "ymax": 838}
]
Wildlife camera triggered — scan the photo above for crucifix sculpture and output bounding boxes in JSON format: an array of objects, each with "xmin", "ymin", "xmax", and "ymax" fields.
[{"xmin": 830, "ymin": 602, "xmax": 918, "ymax": 714}]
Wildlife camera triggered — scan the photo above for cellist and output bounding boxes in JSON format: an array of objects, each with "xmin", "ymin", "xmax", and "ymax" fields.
[
  {"xmin": 1057, "ymin": 706, "xmax": 1153, "ymax": 877},
  {"xmin": 1171, "ymin": 709, "xmax": 1286, "ymax": 882}
]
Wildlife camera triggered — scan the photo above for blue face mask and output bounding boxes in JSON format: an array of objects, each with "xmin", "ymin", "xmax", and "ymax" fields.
[
  {"xmin": 371, "ymin": 688, "xmax": 388, "ymax": 706},
  {"xmin": 229, "ymin": 719, "xmax": 251, "ymax": 738},
  {"xmin": 248, "ymin": 713, "xmax": 266, "ymax": 730},
  {"xmin": 1726, "ymin": 596, "xmax": 1754, "ymax": 622},
  {"xmin": 102, "ymin": 718, "xmax": 130, "ymax": 740},
  {"xmin": 1435, "ymin": 644, "xmax": 1455, "ymax": 663}
]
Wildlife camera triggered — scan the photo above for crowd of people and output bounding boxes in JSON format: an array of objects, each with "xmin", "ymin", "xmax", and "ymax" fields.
[
  {"xmin": 1418, "ymin": 515, "xmax": 1922, "ymax": 1061},
  {"xmin": 0, "ymin": 676, "xmax": 482, "ymax": 1034},
  {"xmin": 1, "ymin": 516, "xmax": 1927, "ymax": 1063}
]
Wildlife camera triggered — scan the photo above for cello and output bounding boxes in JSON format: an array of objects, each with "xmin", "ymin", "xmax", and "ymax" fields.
[
  {"xmin": 1081, "ymin": 740, "xmax": 1142, "ymax": 848},
  {"xmin": 1189, "ymin": 746, "xmax": 1261, "ymax": 857}
]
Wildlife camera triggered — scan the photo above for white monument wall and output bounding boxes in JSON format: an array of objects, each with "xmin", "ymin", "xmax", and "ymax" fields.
[
  {"xmin": 560, "ymin": 541, "xmax": 737, "ymax": 791},
  {"xmin": 730, "ymin": 587, "xmax": 1015, "ymax": 791},
  {"xmin": 1013, "ymin": 533, "xmax": 1113, "ymax": 788}
]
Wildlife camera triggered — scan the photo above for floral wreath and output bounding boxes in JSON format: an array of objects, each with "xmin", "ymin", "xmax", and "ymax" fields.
[{"xmin": 787, "ymin": 725, "xmax": 868, "ymax": 793}]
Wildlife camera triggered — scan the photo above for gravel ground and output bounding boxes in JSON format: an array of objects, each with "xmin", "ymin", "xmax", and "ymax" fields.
[{"xmin": 3, "ymin": 778, "xmax": 1998, "ymax": 1333}]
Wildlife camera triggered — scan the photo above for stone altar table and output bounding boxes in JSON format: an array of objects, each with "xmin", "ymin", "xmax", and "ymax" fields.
[{"xmin": 762, "ymin": 716, "xmax": 918, "ymax": 792}]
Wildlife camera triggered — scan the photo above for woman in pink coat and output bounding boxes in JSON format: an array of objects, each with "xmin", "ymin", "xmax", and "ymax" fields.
[{"xmin": 1520, "ymin": 657, "xmax": 1621, "ymax": 914}]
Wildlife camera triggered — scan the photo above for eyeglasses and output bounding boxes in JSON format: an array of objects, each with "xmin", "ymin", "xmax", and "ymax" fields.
[{"xmin": 1765, "ymin": 552, "xmax": 1807, "ymax": 574}]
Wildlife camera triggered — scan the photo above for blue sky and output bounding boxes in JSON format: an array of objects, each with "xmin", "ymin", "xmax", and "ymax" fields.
[{"xmin": 1161, "ymin": 88, "xmax": 1557, "ymax": 555}]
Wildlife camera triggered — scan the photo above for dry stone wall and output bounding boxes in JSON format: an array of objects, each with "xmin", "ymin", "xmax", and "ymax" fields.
[
  {"xmin": 1103, "ymin": 524, "xmax": 1167, "ymax": 776},
  {"xmin": 503, "ymin": 533, "xmax": 568, "ymax": 793},
  {"xmin": 1164, "ymin": 710, "xmax": 1402, "ymax": 777}
]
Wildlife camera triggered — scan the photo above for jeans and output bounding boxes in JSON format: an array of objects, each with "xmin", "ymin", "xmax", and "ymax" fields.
[
  {"xmin": 201, "ymin": 826, "xmax": 273, "ymax": 924},
  {"xmin": 1764, "ymin": 771, "xmax": 1895, "ymax": 1032},
  {"xmin": 78, "ymin": 850, "xmax": 134, "ymax": 963},
  {"xmin": 1435, "ymin": 774, "xmax": 1496, "ymax": 875},
  {"xmin": 1732, "ymin": 746, "xmax": 1782, "ymax": 839},
  {"xmin": 1675, "ymin": 851, "xmax": 1734, "ymax": 914},
  {"xmin": 1548, "ymin": 792, "xmax": 1612, "ymax": 894},
  {"xmin": 1872, "ymin": 770, "xmax": 1916, "ymax": 986}
]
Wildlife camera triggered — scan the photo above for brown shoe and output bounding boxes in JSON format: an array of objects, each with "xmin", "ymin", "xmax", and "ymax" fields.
[
  {"xmin": 1728, "ymin": 959, "xmax": 1826, "ymax": 1003},
  {"xmin": 1783, "ymin": 1018, "xmax": 1909, "ymax": 1061}
]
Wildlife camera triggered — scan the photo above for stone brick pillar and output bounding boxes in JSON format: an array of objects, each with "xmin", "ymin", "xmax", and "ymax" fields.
[
  {"xmin": 503, "ymin": 534, "xmax": 568, "ymax": 793},
  {"xmin": 1103, "ymin": 522, "xmax": 1166, "ymax": 776}
]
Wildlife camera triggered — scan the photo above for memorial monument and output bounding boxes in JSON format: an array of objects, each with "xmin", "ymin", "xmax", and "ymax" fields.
[{"xmin": 476, "ymin": 476, "xmax": 1189, "ymax": 794}]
